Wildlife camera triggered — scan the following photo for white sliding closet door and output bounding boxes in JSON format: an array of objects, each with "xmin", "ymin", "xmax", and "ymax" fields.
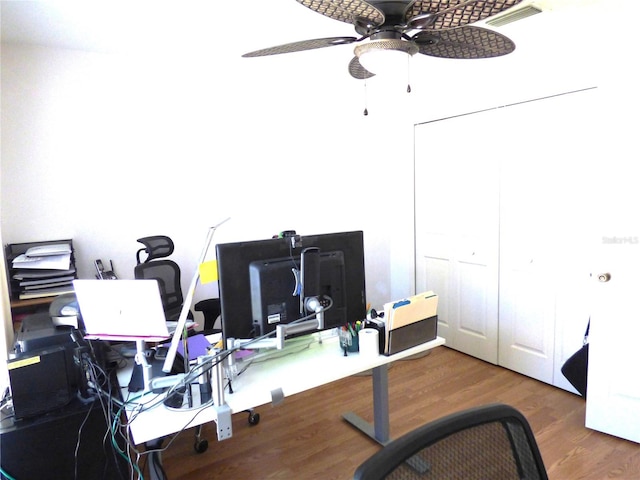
[
  {"xmin": 415, "ymin": 88, "xmax": 597, "ymax": 383},
  {"xmin": 414, "ymin": 109, "xmax": 501, "ymax": 364},
  {"xmin": 498, "ymin": 90, "xmax": 598, "ymax": 383}
]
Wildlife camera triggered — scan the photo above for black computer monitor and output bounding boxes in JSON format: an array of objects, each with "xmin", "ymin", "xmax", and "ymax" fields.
[{"xmin": 216, "ymin": 230, "xmax": 366, "ymax": 341}]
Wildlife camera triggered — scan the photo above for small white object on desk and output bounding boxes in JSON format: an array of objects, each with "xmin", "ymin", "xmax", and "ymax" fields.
[{"xmin": 358, "ymin": 328, "xmax": 379, "ymax": 358}]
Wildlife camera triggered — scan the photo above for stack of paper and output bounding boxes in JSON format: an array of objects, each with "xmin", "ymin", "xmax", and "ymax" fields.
[{"xmin": 11, "ymin": 243, "xmax": 76, "ymax": 300}]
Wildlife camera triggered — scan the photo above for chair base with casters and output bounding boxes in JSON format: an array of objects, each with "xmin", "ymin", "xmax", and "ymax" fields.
[{"xmin": 353, "ymin": 403, "xmax": 548, "ymax": 480}]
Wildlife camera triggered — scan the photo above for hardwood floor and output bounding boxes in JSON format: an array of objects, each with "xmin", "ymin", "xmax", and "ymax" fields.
[{"xmin": 157, "ymin": 346, "xmax": 640, "ymax": 479}]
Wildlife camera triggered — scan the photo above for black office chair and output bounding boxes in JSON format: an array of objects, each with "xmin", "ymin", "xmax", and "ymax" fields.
[
  {"xmin": 135, "ymin": 236, "xmax": 222, "ymax": 333},
  {"xmin": 353, "ymin": 403, "xmax": 548, "ymax": 480},
  {"xmin": 194, "ymin": 297, "xmax": 221, "ymax": 333},
  {"xmin": 134, "ymin": 235, "xmax": 187, "ymax": 321}
]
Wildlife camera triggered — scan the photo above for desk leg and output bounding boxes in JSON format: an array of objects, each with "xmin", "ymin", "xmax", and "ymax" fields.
[
  {"xmin": 342, "ymin": 364, "xmax": 390, "ymax": 445},
  {"xmin": 146, "ymin": 438, "xmax": 168, "ymax": 480}
]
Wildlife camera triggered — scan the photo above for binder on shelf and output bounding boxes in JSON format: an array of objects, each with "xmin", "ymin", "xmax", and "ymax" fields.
[{"xmin": 383, "ymin": 291, "xmax": 438, "ymax": 356}]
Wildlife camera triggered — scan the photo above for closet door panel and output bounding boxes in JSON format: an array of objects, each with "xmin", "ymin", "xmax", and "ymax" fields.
[
  {"xmin": 418, "ymin": 253, "xmax": 452, "ymax": 337},
  {"xmin": 415, "ymin": 111, "xmax": 500, "ymax": 364},
  {"xmin": 498, "ymin": 88, "xmax": 598, "ymax": 384},
  {"xmin": 455, "ymin": 259, "xmax": 498, "ymax": 359}
]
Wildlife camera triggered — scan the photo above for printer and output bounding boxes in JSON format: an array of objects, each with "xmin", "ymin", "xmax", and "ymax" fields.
[{"xmin": 8, "ymin": 295, "xmax": 86, "ymax": 419}]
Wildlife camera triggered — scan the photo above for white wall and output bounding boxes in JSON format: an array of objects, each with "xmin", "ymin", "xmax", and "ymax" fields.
[
  {"xmin": 0, "ymin": 0, "xmax": 625, "ymax": 386},
  {"xmin": 0, "ymin": 38, "xmax": 417, "ymax": 332}
]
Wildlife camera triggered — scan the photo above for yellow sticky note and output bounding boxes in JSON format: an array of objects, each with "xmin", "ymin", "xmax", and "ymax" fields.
[{"xmin": 199, "ymin": 259, "xmax": 218, "ymax": 284}]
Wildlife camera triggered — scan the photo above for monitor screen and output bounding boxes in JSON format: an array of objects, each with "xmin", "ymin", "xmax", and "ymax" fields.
[{"xmin": 216, "ymin": 230, "xmax": 366, "ymax": 341}]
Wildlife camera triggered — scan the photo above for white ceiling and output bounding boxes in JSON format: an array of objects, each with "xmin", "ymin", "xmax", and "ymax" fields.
[
  {"xmin": 0, "ymin": 0, "xmax": 624, "ymax": 120},
  {"xmin": 1, "ymin": 0, "xmax": 601, "ymax": 54}
]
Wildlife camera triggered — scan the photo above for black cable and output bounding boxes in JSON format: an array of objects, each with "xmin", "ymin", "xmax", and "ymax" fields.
[
  {"xmin": 0, "ymin": 387, "xmax": 10, "ymax": 408},
  {"xmin": 83, "ymin": 302, "xmax": 331, "ymax": 479},
  {"xmin": 68, "ymin": 353, "xmax": 134, "ymax": 480},
  {"xmin": 90, "ymin": 361, "xmax": 131, "ymax": 480},
  {"xmin": 86, "ymin": 349, "xmax": 172, "ymax": 479},
  {"xmin": 73, "ymin": 399, "xmax": 95, "ymax": 480}
]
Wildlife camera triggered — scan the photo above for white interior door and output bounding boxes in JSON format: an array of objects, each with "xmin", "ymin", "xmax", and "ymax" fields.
[
  {"xmin": 587, "ymin": 245, "xmax": 640, "ymax": 444},
  {"xmin": 584, "ymin": 79, "xmax": 640, "ymax": 442},
  {"xmin": 415, "ymin": 111, "xmax": 500, "ymax": 364}
]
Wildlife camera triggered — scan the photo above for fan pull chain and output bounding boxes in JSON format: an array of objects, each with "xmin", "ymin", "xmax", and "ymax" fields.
[
  {"xmin": 363, "ymin": 79, "xmax": 369, "ymax": 116},
  {"xmin": 407, "ymin": 55, "xmax": 412, "ymax": 94}
]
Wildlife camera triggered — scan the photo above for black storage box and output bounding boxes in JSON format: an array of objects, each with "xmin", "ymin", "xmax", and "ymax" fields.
[{"xmin": 385, "ymin": 315, "xmax": 438, "ymax": 356}]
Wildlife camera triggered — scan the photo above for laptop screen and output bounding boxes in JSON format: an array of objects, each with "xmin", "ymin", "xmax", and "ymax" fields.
[{"xmin": 73, "ymin": 279, "xmax": 170, "ymax": 341}]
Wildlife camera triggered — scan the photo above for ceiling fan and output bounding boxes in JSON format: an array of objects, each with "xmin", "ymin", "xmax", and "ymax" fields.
[{"xmin": 242, "ymin": 0, "xmax": 525, "ymax": 80}]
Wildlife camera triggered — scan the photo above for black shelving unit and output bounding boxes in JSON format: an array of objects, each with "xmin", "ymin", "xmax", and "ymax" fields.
[{"xmin": 4, "ymin": 239, "xmax": 77, "ymax": 301}]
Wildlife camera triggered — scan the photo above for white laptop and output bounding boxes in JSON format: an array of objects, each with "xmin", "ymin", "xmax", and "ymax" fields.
[{"xmin": 73, "ymin": 279, "xmax": 171, "ymax": 342}]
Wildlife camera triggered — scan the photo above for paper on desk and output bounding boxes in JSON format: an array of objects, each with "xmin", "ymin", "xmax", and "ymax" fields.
[
  {"xmin": 176, "ymin": 333, "xmax": 212, "ymax": 361},
  {"xmin": 12, "ymin": 253, "xmax": 71, "ymax": 270},
  {"xmin": 25, "ymin": 243, "xmax": 72, "ymax": 257},
  {"xmin": 12, "ymin": 268, "xmax": 76, "ymax": 279}
]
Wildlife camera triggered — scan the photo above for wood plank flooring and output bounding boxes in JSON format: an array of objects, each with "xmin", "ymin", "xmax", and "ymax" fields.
[{"xmin": 156, "ymin": 346, "xmax": 640, "ymax": 479}]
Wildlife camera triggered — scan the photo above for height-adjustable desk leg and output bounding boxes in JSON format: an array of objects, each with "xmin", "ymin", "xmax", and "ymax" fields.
[
  {"xmin": 342, "ymin": 363, "xmax": 391, "ymax": 445},
  {"xmin": 212, "ymin": 353, "xmax": 233, "ymax": 440}
]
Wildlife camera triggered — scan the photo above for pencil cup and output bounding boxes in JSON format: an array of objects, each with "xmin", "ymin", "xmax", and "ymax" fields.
[
  {"xmin": 347, "ymin": 334, "xmax": 359, "ymax": 352},
  {"xmin": 339, "ymin": 329, "xmax": 359, "ymax": 353}
]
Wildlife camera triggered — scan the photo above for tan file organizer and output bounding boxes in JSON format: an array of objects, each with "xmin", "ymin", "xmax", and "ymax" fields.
[{"xmin": 383, "ymin": 291, "xmax": 438, "ymax": 356}]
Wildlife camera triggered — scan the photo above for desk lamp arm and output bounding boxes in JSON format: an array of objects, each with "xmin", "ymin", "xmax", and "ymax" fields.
[{"xmin": 162, "ymin": 218, "xmax": 230, "ymax": 373}]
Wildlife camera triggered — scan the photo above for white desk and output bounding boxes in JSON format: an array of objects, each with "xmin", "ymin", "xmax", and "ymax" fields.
[{"xmin": 117, "ymin": 331, "xmax": 445, "ymax": 450}]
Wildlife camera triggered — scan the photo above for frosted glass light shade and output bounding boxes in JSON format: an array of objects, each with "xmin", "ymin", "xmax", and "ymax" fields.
[
  {"xmin": 358, "ymin": 48, "xmax": 410, "ymax": 75},
  {"xmin": 354, "ymin": 39, "xmax": 418, "ymax": 76}
]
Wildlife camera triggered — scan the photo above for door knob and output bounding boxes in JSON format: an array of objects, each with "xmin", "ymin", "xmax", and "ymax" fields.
[{"xmin": 598, "ymin": 273, "xmax": 611, "ymax": 282}]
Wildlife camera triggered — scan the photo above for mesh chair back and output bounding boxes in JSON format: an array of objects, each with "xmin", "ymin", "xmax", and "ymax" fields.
[
  {"xmin": 134, "ymin": 260, "xmax": 183, "ymax": 321},
  {"xmin": 354, "ymin": 403, "xmax": 548, "ymax": 480},
  {"xmin": 136, "ymin": 236, "xmax": 174, "ymax": 264}
]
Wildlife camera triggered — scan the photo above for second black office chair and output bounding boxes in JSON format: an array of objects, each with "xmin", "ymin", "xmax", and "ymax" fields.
[{"xmin": 353, "ymin": 403, "xmax": 548, "ymax": 480}]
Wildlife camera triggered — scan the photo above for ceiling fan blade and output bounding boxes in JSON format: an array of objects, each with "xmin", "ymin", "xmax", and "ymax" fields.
[
  {"xmin": 348, "ymin": 56, "xmax": 375, "ymax": 80},
  {"xmin": 404, "ymin": 0, "xmax": 523, "ymax": 30},
  {"xmin": 414, "ymin": 25, "xmax": 515, "ymax": 59},
  {"xmin": 297, "ymin": 0, "xmax": 384, "ymax": 27},
  {"xmin": 242, "ymin": 36, "xmax": 357, "ymax": 57}
]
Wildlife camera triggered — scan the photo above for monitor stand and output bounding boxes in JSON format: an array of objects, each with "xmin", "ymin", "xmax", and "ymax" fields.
[
  {"xmin": 128, "ymin": 342, "xmax": 187, "ymax": 393},
  {"xmin": 128, "ymin": 339, "xmax": 152, "ymax": 392}
]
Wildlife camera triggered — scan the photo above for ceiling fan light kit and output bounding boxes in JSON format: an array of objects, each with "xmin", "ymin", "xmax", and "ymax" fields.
[{"xmin": 355, "ymin": 39, "xmax": 418, "ymax": 74}]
